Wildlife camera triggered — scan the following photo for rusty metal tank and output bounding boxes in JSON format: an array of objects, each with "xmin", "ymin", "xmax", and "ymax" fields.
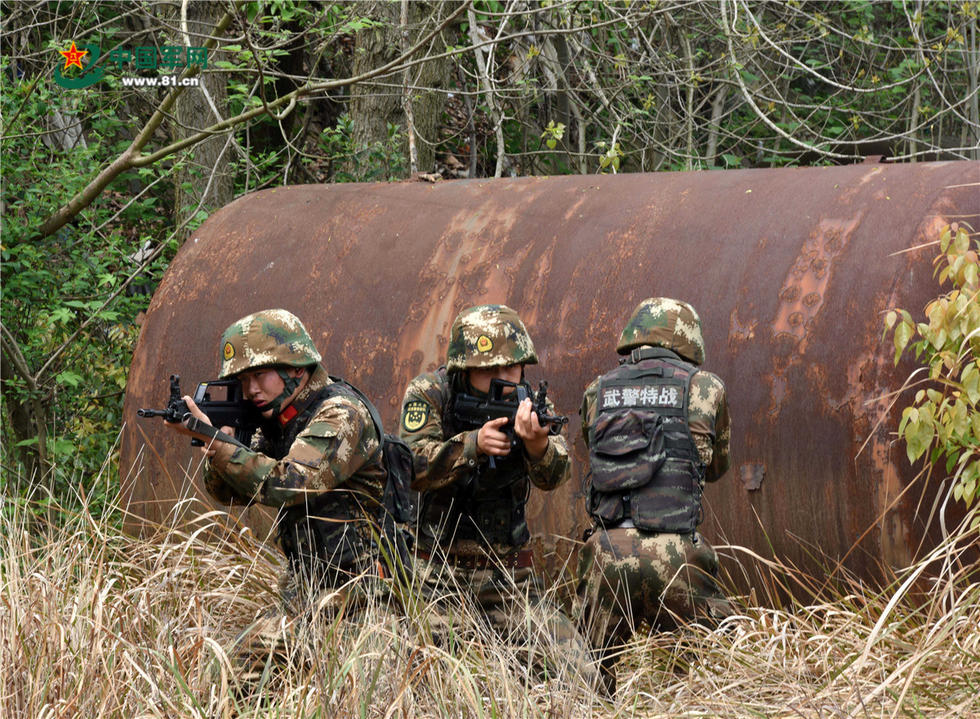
[{"xmin": 120, "ymin": 161, "xmax": 980, "ymax": 593}]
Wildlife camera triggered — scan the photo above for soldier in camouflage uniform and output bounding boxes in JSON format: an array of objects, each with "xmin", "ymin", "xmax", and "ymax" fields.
[
  {"xmin": 166, "ymin": 309, "xmax": 390, "ymax": 652},
  {"xmin": 398, "ymin": 304, "xmax": 597, "ymax": 686},
  {"xmin": 577, "ymin": 298, "xmax": 733, "ymax": 690}
]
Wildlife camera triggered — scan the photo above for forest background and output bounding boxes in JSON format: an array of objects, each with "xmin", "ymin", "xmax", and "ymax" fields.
[{"xmin": 1, "ymin": 0, "xmax": 978, "ymax": 522}]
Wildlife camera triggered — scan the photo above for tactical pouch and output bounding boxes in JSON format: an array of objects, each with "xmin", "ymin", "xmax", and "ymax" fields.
[
  {"xmin": 462, "ymin": 462, "xmax": 530, "ymax": 547},
  {"xmin": 628, "ymin": 455, "xmax": 702, "ymax": 534},
  {"xmin": 587, "ymin": 489, "xmax": 626, "ymax": 526},
  {"xmin": 589, "ymin": 409, "xmax": 666, "ymax": 492}
]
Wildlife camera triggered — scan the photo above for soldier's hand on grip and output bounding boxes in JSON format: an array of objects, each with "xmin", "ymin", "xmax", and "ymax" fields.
[
  {"xmin": 514, "ymin": 397, "xmax": 548, "ymax": 460},
  {"xmin": 477, "ymin": 416, "xmax": 513, "ymax": 457}
]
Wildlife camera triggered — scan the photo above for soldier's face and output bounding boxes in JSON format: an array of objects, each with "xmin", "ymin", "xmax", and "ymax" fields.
[
  {"xmin": 238, "ymin": 367, "xmax": 304, "ymax": 416},
  {"xmin": 467, "ymin": 364, "xmax": 522, "ymax": 394}
]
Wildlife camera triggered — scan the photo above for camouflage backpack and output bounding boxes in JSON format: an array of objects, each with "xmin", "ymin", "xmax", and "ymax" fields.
[{"xmin": 328, "ymin": 377, "xmax": 418, "ymax": 531}]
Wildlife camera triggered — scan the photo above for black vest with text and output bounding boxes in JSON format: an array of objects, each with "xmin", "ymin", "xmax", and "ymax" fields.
[{"xmin": 587, "ymin": 347, "xmax": 705, "ymax": 534}]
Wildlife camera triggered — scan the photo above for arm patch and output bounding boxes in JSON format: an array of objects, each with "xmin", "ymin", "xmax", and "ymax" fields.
[{"xmin": 402, "ymin": 400, "xmax": 430, "ymax": 432}]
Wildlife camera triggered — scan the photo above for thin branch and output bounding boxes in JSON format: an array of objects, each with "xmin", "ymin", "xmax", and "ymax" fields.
[{"xmin": 0, "ymin": 324, "xmax": 40, "ymax": 394}]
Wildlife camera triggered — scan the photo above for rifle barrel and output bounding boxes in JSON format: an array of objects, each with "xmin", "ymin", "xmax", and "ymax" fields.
[{"xmin": 137, "ymin": 408, "xmax": 167, "ymax": 418}]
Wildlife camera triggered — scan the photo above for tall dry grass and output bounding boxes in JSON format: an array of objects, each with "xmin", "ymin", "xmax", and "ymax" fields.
[{"xmin": 1, "ymin": 481, "xmax": 977, "ymax": 719}]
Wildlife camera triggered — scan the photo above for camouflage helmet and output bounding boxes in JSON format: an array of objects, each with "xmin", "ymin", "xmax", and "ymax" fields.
[
  {"xmin": 446, "ymin": 304, "xmax": 538, "ymax": 371},
  {"xmin": 218, "ymin": 309, "xmax": 321, "ymax": 378},
  {"xmin": 616, "ymin": 298, "xmax": 705, "ymax": 366}
]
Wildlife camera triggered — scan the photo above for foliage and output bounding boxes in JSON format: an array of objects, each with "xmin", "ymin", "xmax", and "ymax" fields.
[
  {"xmin": 1, "ymin": 49, "xmax": 175, "ymax": 514},
  {"xmin": 886, "ymin": 225, "xmax": 980, "ymax": 516},
  {"xmin": 443, "ymin": 0, "xmax": 979, "ymax": 176},
  {"xmin": 317, "ymin": 114, "xmax": 408, "ymax": 183}
]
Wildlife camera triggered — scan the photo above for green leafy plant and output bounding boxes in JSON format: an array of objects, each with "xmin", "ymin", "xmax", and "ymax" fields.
[
  {"xmin": 886, "ymin": 224, "xmax": 980, "ymax": 517},
  {"xmin": 540, "ymin": 120, "xmax": 565, "ymax": 150},
  {"xmin": 595, "ymin": 139, "xmax": 623, "ymax": 173}
]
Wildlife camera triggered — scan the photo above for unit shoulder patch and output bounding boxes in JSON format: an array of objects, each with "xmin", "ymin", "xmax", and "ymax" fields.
[{"xmin": 402, "ymin": 400, "xmax": 430, "ymax": 432}]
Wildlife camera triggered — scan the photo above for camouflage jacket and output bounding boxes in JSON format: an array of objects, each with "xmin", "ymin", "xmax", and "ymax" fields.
[
  {"xmin": 580, "ymin": 349, "xmax": 731, "ymax": 483},
  {"xmin": 203, "ymin": 365, "xmax": 386, "ymax": 511},
  {"xmin": 398, "ymin": 368, "xmax": 570, "ymax": 552}
]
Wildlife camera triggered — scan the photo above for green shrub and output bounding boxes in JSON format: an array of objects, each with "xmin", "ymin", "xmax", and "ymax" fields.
[{"xmin": 886, "ymin": 224, "xmax": 980, "ymax": 519}]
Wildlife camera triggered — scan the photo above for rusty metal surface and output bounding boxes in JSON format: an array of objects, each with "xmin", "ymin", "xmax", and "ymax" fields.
[{"xmin": 119, "ymin": 162, "xmax": 980, "ymax": 590}]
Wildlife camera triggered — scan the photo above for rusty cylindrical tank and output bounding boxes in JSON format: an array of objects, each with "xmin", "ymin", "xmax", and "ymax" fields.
[{"xmin": 120, "ymin": 162, "xmax": 980, "ymax": 593}]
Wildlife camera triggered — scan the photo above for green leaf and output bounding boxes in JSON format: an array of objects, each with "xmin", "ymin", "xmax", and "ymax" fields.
[
  {"xmin": 48, "ymin": 438, "xmax": 74, "ymax": 457},
  {"xmin": 946, "ymin": 453, "xmax": 959, "ymax": 473},
  {"xmin": 721, "ymin": 154, "xmax": 742, "ymax": 168},
  {"xmin": 908, "ymin": 421, "xmax": 934, "ymax": 463},
  {"xmin": 56, "ymin": 371, "xmax": 83, "ymax": 388},
  {"xmin": 50, "ymin": 307, "xmax": 72, "ymax": 324},
  {"xmin": 953, "ymin": 227, "xmax": 970, "ymax": 254},
  {"xmin": 899, "ymin": 405, "xmax": 917, "ymax": 435},
  {"xmin": 961, "ymin": 362, "xmax": 980, "ymax": 405},
  {"xmin": 893, "ymin": 320, "xmax": 913, "ymax": 364},
  {"xmin": 963, "ymin": 262, "xmax": 978, "ymax": 289}
]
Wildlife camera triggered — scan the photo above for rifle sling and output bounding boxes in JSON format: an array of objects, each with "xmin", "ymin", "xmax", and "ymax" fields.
[{"xmin": 186, "ymin": 416, "xmax": 249, "ymax": 450}]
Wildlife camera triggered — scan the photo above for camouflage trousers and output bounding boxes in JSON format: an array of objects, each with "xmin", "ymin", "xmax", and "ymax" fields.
[
  {"xmin": 576, "ymin": 527, "xmax": 733, "ymax": 679},
  {"xmin": 416, "ymin": 553, "xmax": 599, "ymax": 687}
]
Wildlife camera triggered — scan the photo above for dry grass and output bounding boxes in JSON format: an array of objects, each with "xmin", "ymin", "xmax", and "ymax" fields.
[{"xmin": 1, "ymin": 483, "xmax": 977, "ymax": 719}]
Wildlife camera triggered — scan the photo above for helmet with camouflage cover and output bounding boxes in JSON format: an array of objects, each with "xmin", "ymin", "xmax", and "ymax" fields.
[
  {"xmin": 616, "ymin": 298, "xmax": 705, "ymax": 366},
  {"xmin": 446, "ymin": 304, "xmax": 538, "ymax": 371},
  {"xmin": 218, "ymin": 309, "xmax": 321, "ymax": 379}
]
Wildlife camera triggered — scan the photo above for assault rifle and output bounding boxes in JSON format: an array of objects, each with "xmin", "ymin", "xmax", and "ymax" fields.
[
  {"xmin": 452, "ymin": 379, "xmax": 569, "ymax": 466},
  {"xmin": 137, "ymin": 374, "xmax": 263, "ymax": 448}
]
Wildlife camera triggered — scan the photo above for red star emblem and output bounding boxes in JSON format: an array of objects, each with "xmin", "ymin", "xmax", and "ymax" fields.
[{"xmin": 59, "ymin": 41, "xmax": 88, "ymax": 71}]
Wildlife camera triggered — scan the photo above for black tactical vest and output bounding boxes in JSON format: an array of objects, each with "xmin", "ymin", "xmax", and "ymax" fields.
[
  {"xmin": 587, "ymin": 347, "xmax": 705, "ymax": 534},
  {"xmin": 417, "ymin": 369, "xmax": 530, "ymax": 549},
  {"xmin": 271, "ymin": 384, "xmax": 378, "ymax": 587}
]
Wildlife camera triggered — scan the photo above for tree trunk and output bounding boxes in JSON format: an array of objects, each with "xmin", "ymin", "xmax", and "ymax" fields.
[
  {"xmin": 0, "ymin": 348, "xmax": 42, "ymax": 490},
  {"xmin": 350, "ymin": 1, "xmax": 452, "ymax": 176},
  {"xmin": 173, "ymin": 0, "xmax": 234, "ymax": 238}
]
